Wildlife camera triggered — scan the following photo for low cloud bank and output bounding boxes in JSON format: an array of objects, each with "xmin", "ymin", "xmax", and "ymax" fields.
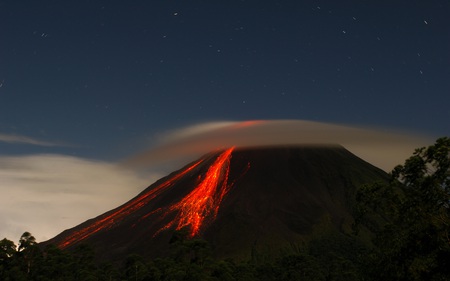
[
  {"xmin": 0, "ymin": 154, "xmax": 152, "ymax": 242},
  {"xmin": 125, "ymin": 120, "xmax": 431, "ymax": 172}
]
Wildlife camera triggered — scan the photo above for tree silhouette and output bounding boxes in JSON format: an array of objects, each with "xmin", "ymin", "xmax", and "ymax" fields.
[{"xmin": 356, "ymin": 137, "xmax": 450, "ymax": 280}]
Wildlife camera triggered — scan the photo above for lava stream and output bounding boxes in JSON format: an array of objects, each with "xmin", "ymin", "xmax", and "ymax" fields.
[
  {"xmin": 160, "ymin": 147, "xmax": 234, "ymax": 237},
  {"xmin": 58, "ymin": 159, "xmax": 203, "ymax": 249}
]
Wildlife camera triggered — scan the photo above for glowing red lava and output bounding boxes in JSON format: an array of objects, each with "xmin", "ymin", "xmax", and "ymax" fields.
[
  {"xmin": 159, "ymin": 147, "xmax": 234, "ymax": 237},
  {"xmin": 58, "ymin": 159, "xmax": 203, "ymax": 249},
  {"xmin": 57, "ymin": 147, "xmax": 235, "ymax": 249}
]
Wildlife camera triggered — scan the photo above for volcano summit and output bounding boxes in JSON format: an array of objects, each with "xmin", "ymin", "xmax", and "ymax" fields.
[{"xmin": 44, "ymin": 145, "xmax": 388, "ymax": 261}]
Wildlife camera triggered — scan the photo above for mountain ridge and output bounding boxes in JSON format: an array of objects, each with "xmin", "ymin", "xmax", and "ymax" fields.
[{"xmin": 43, "ymin": 145, "xmax": 388, "ymax": 261}]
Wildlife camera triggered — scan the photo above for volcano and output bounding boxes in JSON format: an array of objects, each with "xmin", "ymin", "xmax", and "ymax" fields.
[{"xmin": 44, "ymin": 145, "xmax": 388, "ymax": 261}]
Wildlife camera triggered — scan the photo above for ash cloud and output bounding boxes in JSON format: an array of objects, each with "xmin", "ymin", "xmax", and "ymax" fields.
[{"xmin": 125, "ymin": 120, "xmax": 431, "ymax": 172}]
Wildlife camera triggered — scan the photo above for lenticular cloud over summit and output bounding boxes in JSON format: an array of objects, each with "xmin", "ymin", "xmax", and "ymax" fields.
[{"xmin": 126, "ymin": 119, "xmax": 430, "ymax": 172}]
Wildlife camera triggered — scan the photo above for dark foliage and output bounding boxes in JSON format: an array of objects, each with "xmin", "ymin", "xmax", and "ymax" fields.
[
  {"xmin": 355, "ymin": 137, "xmax": 450, "ymax": 280},
  {"xmin": 1, "ymin": 230, "xmax": 368, "ymax": 280}
]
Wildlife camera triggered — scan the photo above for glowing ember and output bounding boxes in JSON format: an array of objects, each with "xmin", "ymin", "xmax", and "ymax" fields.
[
  {"xmin": 58, "ymin": 159, "xmax": 203, "ymax": 249},
  {"xmin": 160, "ymin": 147, "xmax": 234, "ymax": 237}
]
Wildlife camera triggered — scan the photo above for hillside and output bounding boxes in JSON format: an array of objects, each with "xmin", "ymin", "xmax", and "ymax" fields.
[{"xmin": 43, "ymin": 145, "xmax": 388, "ymax": 261}]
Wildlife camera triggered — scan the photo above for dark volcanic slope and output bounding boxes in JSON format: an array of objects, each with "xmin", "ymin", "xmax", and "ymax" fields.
[
  {"xmin": 43, "ymin": 145, "xmax": 388, "ymax": 261},
  {"xmin": 208, "ymin": 145, "xmax": 387, "ymax": 258}
]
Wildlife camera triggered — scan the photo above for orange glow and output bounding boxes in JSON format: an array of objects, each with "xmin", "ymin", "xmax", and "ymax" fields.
[
  {"xmin": 159, "ymin": 147, "xmax": 234, "ymax": 237},
  {"xmin": 58, "ymin": 159, "xmax": 203, "ymax": 249},
  {"xmin": 57, "ymin": 148, "xmax": 235, "ymax": 249},
  {"xmin": 231, "ymin": 120, "xmax": 265, "ymax": 128}
]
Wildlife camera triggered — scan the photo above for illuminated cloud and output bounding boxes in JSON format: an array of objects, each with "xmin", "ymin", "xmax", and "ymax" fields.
[
  {"xmin": 125, "ymin": 119, "xmax": 431, "ymax": 172},
  {"xmin": 0, "ymin": 154, "xmax": 153, "ymax": 242}
]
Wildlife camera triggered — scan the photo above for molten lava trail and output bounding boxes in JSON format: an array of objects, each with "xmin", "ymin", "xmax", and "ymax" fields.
[
  {"xmin": 160, "ymin": 147, "xmax": 234, "ymax": 237},
  {"xmin": 58, "ymin": 159, "xmax": 203, "ymax": 249}
]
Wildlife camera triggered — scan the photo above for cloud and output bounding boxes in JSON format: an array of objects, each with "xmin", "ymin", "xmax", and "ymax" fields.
[
  {"xmin": 124, "ymin": 119, "xmax": 432, "ymax": 172},
  {"xmin": 0, "ymin": 133, "xmax": 67, "ymax": 147},
  {"xmin": 0, "ymin": 154, "xmax": 155, "ymax": 242},
  {"xmin": 0, "ymin": 120, "xmax": 433, "ymax": 243}
]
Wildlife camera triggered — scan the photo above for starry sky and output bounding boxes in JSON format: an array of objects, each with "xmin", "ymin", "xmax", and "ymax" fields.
[{"xmin": 0, "ymin": 1, "xmax": 449, "ymax": 241}]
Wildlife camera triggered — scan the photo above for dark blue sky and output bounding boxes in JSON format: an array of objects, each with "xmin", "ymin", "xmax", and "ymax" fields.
[{"xmin": 1, "ymin": 0, "xmax": 449, "ymax": 160}]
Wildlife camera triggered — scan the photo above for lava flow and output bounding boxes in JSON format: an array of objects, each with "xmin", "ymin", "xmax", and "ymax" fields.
[
  {"xmin": 57, "ymin": 159, "xmax": 203, "ymax": 249},
  {"xmin": 159, "ymin": 147, "xmax": 234, "ymax": 237},
  {"xmin": 57, "ymin": 147, "xmax": 235, "ymax": 249}
]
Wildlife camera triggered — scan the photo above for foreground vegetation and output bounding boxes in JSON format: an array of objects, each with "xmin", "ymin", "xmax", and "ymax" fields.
[
  {"xmin": 0, "ymin": 230, "xmax": 373, "ymax": 281},
  {"xmin": 354, "ymin": 137, "xmax": 450, "ymax": 280},
  {"xmin": 1, "ymin": 137, "xmax": 448, "ymax": 280}
]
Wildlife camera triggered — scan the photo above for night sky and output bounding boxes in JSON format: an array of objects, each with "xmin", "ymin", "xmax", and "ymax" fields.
[{"xmin": 0, "ymin": 1, "xmax": 449, "ymax": 241}]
